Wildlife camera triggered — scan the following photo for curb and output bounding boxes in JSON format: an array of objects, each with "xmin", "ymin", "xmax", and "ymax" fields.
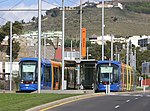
[{"xmin": 26, "ymin": 93, "xmax": 105, "ymax": 111}]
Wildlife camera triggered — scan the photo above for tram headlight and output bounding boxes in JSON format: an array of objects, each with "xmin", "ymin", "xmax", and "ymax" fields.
[{"xmin": 21, "ymin": 80, "xmax": 24, "ymax": 84}]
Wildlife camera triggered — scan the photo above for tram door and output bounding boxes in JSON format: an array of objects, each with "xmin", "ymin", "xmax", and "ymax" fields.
[
  {"xmin": 80, "ymin": 61, "xmax": 96, "ymax": 89},
  {"xmin": 43, "ymin": 66, "xmax": 51, "ymax": 89},
  {"xmin": 53, "ymin": 66, "xmax": 61, "ymax": 90},
  {"xmin": 65, "ymin": 67, "xmax": 77, "ymax": 89},
  {"xmin": 65, "ymin": 61, "xmax": 77, "ymax": 89}
]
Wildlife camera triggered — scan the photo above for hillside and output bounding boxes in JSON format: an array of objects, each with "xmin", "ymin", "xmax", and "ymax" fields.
[{"xmin": 23, "ymin": 2, "xmax": 150, "ymax": 39}]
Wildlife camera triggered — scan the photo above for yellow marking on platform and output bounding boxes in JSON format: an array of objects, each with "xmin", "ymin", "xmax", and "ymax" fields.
[
  {"xmin": 40, "ymin": 98, "xmax": 82, "ymax": 111},
  {"xmin": 40, "ymin": 94, "xmax": 103, "ymax": 111}
]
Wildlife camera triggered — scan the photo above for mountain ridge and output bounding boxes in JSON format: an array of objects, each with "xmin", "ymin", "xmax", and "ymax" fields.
[{"xmin": 23, "ymin": 1, "xmax": 150, "ymax": 39}]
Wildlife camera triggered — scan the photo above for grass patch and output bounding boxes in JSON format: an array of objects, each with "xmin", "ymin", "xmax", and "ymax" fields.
[
  {"xmin": 136, "ymin": 86, "xmax": 146, "ymax": 91},
  {"xmin": 0, "ymin": 93, "xmax": 79, "ymax": 111}
]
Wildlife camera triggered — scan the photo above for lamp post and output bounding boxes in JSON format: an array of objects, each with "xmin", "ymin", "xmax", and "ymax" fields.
[
  {"xmin": 38, "ymin": 0, "xmax": 42, "ymax": 94},
  {"xmin": 79, "ymin": 0, "xmax": 82, "ymax": 60},
  {"xmin": 0, "ymin": 17, "xmax": 13, "ymax": 91},
  {"xmin": 9, "ymin": 21, "xmax": 12, "ymax": 91},
  {"xmin": 62, "ymin": 0, "xmax": 65, "ymax": 90},
  {"xmin": 126, "ymin": 41, "xmax": 129, "ymax": 65},
  {"xmin": 102, "ymin": 0, "xmax": 105, "ymax": 61},
  {"xmin": 111, "ymin": 34, "xmax": 113, "ymax": 61},
  {"xmin": 44, "ymin": 34, "xmax": 46, "ymax": 58}
]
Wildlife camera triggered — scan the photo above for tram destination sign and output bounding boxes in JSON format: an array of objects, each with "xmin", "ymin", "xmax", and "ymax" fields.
[{"xmin": 101, "ymin": 66, "xmax": 113, "ymax": 73}]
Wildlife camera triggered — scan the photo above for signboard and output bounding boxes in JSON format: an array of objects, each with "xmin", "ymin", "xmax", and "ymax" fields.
[
  {"xmin": 5, "ymin": 62, "xmax": 19, "ymax": 73},
  {"xmin": 82, "ymin": 28, "xmax": 86, "ymax": 57},
  {"xmin": 142, "ymin": 62, "xmax": 150, "ymax": 75},
  {"xmin": 101, "ymin": 67, "xmax": 113, "ymax": 73}
]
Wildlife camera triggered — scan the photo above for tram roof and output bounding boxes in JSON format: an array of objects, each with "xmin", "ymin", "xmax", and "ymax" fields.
[
  {"xmin": 65, "ymin": 59, "xmax": 96, "ymax": 64},
  {"xmin": 97, "ymin": 60, "xmax": 121, "ymax": 66},
  {"xmin": 19, "ymin": 58, "xmax": 51, "ymax": 65}
]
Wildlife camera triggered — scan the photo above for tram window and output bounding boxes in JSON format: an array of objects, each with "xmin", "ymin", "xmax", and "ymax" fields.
[
  {"xmin": 124, "ymin": 68, "xmax": 127, "ymax": 84},
  {"xmin": 44, "ymin": 67, "xmax": 50, "ymax": 82},
  {"xmin": 114, "ymin": 68, "xmax": 119, "ymax": 82},
  {"xmin": 53, "ymin": 67, "xmax": 59, "ymax": 82},
  {"xmin": 149, "ymin": 64, "xmax": 150, "ymax": 73},
  {"xmin": 128, "ymin": 69, "xmax": 130, "ymax": 82}
]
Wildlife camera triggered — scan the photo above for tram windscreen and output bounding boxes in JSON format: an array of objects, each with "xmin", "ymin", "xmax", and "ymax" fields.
[
  {"xmin": 20, "ymin": 62, "xmax": 37, "ymax": 81},
  {"xmin": 100, "ymin": 66, "xmax": 113, "ymax": 82},
  {"xmin": 97, "ymin": 64, "xmax": 119, "ymax": 83}
]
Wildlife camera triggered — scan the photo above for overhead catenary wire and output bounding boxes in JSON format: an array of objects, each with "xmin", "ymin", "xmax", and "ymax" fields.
[
  {"xmin": 0, "ymin": 0, "xmax": 24, "ymax": 21},
  {"xmin": 42, "ymin": 0, "xmax": 61, "ymax": 7},
  {"xmin": 0, "ymin": 0, "xmax": 9, "ymax": 4},
  {"xmin": 53, "ymin": 0, "xmax": 62, "ymax": 7},
  {"xmin": 67, "ymin": 0, "xmax": 80, "ymax": 6},
  {"xmin": 10, "ymin": 0, "xmax": 24, "ymax": 10},
  {"xmin": 0, "ymin": 16, "xmax": 8, "ymax": 21}
]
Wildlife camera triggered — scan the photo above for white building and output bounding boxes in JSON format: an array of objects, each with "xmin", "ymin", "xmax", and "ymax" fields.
[
  {"xmin": 89, "ymin": 34, "xmax": 126, "ymax": 45},
  {"xmin": 96, "ymin": 3, "xmax": 113, "ymax": 8},
  {"xmin": 24, "ymin": 31, "xmax": 62, "ymax": 46},
  {"xmin": 127, "ymin": 35, "xmax": 150, "ymax": 47},
  {"xmin": 64, "ymin": 51, "xmax": 80, "ymax": 60},
  {"xmin": 114, "ymin": 3, "xmax": 123, "ymax": 10},
  {"xmin": 89, "ymin": 34, "xmax": 150, "ymax": 48}
]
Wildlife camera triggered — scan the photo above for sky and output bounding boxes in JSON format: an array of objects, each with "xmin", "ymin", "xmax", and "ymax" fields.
[{"xmin": 0, "ymin": 0, "xmax": 111, "ymax": 25}]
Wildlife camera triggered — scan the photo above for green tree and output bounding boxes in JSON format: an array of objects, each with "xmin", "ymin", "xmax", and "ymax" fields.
[
  {"xmin": 64, "ymin": 38, "xmax": 77, "ymax": 48},
  {"xmin": 46, "ymin": 9, "xmax": 51, "ymax": 15},
  {"xmin": 0, "ymin": 21, "xmax": 23, "ymax": 60},
  {"xmin": 6, "ymin": 39, "xmax": 20, "ymax": 60},
  {"xmin": 89, "ymin": 43, "xmax": 102, "ymax": 60},
  {"xmin": 86, "ymin": 40, "xmax": 91, "ymax": 47},
  {"xmin": 31, "ymin": 16, "xmax": 36, "ymax": 22},
  {"xmin": 147, "ymin": 44, "xmax": 150, "ymax": 50},
  {"xmin": 1, "ymin": 21, "xmax": 23, "ymax": 35},
  {"xmin": 0, "ymin": 29, "xmax": 6, "ymax": 43}
]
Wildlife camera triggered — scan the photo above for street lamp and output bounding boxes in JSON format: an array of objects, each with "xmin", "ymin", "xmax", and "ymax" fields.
[
  {"xmin": 79, "ymin": 0, "xmax": 82, "ymax": 60},
  {"xmin": 0, "ymin": 17, "xmax": 13, "ymax": 91},
  {"xmin": 102, "ymin": 0, "xmax": 105, "ymax": 61},
  {"xmin": 10, "ymin": 21, "xmax": 12, "ymax": 91},
  {"xmin": 62, "ymin": 0, "xmax": 65, "ymax": 90},
  {"xmin": 44, "ymin": 34, "xmax": 46, "ymax": 58},
  {"xmin": 38, "ymin": 0, "xmax": 42, "ymax": 94}
]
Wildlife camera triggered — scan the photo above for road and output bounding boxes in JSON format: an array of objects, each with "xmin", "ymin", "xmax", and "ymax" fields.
[{"xmin": 42, "ymin": 92, "xmax": 150, "ymax": 111}]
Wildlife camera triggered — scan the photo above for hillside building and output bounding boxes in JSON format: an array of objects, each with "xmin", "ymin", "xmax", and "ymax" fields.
[
  {"xmin": 138, "ymin": 36, "xmax": 150, "ymax": 48},
  {"xmin": 89, "ymin": 34, "xmax": 150, "ymax": 48}
]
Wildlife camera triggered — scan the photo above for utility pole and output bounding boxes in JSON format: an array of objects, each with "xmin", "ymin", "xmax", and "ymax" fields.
[
  {"xmin": 44, "ymin": 34, "xmax": 46, "ymax": 58},
  {"xmin": 70, "ymin": 40, "xmax": 72, "ymax": 60},
  {"xmin": 38, "ymin": 0, "xmax": 42, "ymax": 94},
  {"xmin": 111, "ymin": 34, "xmax": 113, "ymax": 61},
  {"xmin": 126, "ymin": 41, "xmax": 129, "ymax": 65},
  {"xmin": 62, "ymin": 0, "xmax": 65, "ymax": 90},
  {"xmin": 134, "ymin": 49, "xmax": 136, "ymax": 70},
  {"xmin": 10, "ymin": 21, "xmax": 12, "ymax": 91},
  {"xmin": 102, "ymin": 0, "xmax": 105, "ymax": 61},
  {"xmin": 87, "ymin": 47, "xmax": 89, "ymax": 60},
  {"xmin": 79, "ymin": 0, "xmax": 82, "ymax": 60}
]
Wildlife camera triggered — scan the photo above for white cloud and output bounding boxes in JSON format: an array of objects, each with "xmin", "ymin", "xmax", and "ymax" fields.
[{"xmin": 0, "ymin": 2, "xmax": 55, "ymax": 25}]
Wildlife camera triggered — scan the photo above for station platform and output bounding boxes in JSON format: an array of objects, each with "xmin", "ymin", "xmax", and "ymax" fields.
[{"xmin": 32, "ymin": 90, "xmax": 95, "ymax": 94}]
